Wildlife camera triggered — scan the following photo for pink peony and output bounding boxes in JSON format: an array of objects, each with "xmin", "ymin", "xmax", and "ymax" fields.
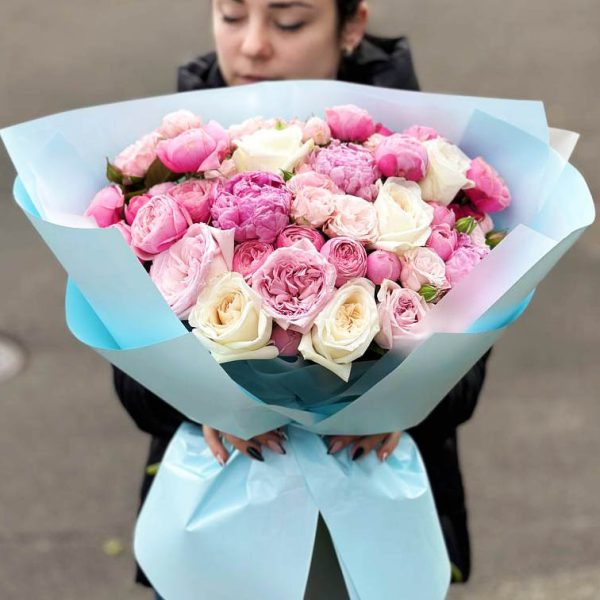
[
  {"xmin": 130, "ymin": 195, "xmax": 192, "ymax": 261},
  {"xmin": 320, "ymin": 237, "xmax": 368, "ymax": 287},
  {"xmin": 302, "ymin": 117, "xmax": 332, "ymax": 146},
  {"xmin": 150, "ymin": 224, "xmax": 232, "ymax": 319},
  {"xmin": 287, "ymin": 170, "xmax": 340, "ymax": 194},
  {"xmin": 426, "ymin": 223, "xmax": 458, "ymax": 261},
  {"xmin": 429, "ymin": 201, "xmax": 456, "ymax": 228},
  {"xmin": 465, "ymin": 157, "xmax": 512, "ymax": 213},
  {"xmin": 156, "ymin": 121, "xmax": 230, "ymax": 173},
  {"xmin": 375, "ymin": 281, "xmax": 429, "ymax": 350},
  {"xmin": 445, "ymin": 240, "xmax": 489, "ymax": 287},
  {"xmin": 125, "ymin": 193, "xmax": 151, "ymax": 226},
  {"xmin": 310, "ymin": 141, "xmax": 380, "ymax": 201},
  {"xmin": 324, "ymin": 194, "xmax": 379, "ymax": 245},
  {"xmin": 366, "ymin": 250, "xmax": 402, "ymax": 285},
  {"xmin": 85, "ymin": 185, "xmax": 124, "ymax": 227},
  {"xmin": 211, "ymin": 171, "xmax": 292, "ymax": 243},
  {"xmin": 232, "ymin": 240, "xmax": 274, "ymax": 281},
  {"xmin": 325, "ymin": 104, "xmax": 376, "ymax": 143},
  {"xmin": 402, "ymin": 125, "xmax": 441, "ymax": 142},
  {"xmin": 290, "ymin": 186, "xmax": 337, "ymax": 228},
  {"xmin": 270, "ymin": 325, "xmax": 302, "ymax": 357},
  {"xmin": 114, "ymin": 132, "xmax": 160, "ymax": 178},
  {"xmin": 228, "ymin": 117, "xmax": 276, "ymax": 142},
  {"xmin": 251, "ymin": 240, "xmax": 336, "ymax": 333},
  {"xmin": 166, "ymin": 179, "xmax": 215, "ymax": 223},
  {"xmin": 375, "ymin": 122, "xmax": 394, "ymax": 136},
  {"xmin": 276, "ymin": 225, "xmax": 325, "ymax": 251},
  {"xmin": 156, "ymin": 110, "xmax": 202, "ymax": 139},
  {"xmin": 148, "ymin": 182, "xmax": 177, "ymax": 196},
  {"xmin": 374, "ymin": 134, "xmax": 429, "ymax": 181},
  {"xmin": 400, "ymin": 247, "xmax": 448, "ymax": 292}
]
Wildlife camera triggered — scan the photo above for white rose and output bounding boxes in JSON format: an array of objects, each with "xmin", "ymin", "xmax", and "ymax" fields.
[
  {"xmin": 298, "ymin": 278, "xmax": 380, "ymax": 381},
  {"xmin": 189, "ymin": 272, "xmax": 278, "ymax": 363},
  {"xmin": 372, "ymin": 177, "xmax": 433, "ymax": 255},
  {"xmin": 419, "ymin": 138, "xmax": 474, "ymax": 205},
  {"xmin": 232, "ymin": 125, "xmax": 315, "ymax": 175}
]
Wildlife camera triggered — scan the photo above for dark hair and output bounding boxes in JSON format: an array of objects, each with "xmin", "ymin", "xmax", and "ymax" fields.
[{"xmin": 336, "ymin": 0, "xmax": 362, "ymax": 32}]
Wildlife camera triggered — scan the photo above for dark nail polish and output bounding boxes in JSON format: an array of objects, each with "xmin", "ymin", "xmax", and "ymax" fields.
[
  {"xmin": 352, "ymin": 447, "xmax": 364, "ymax": 461},
  {"xmin": 247, "ymin": 447, "xmax": 264, "ymax": 462},
  {"xmin": 279, "ymin": 443, "xmax": 287, "ymax": 455}
]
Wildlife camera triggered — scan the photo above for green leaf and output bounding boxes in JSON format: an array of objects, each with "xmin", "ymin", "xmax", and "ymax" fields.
[
  {"xmin": 418, "ymin": 284, "xmax": 438, "ymax": 303},
  {"xmin": 274, "ymin": 120, "xmax": 286, "ymax": 130},
  {"xmin": 144, "ymin": 157, "xmax": 177, "ymax": 189},
  {"xmin": 280, "ymin": 169, "xmax": 294, "ymax": 182},
  {"xmin": 145, "ymin": 463, "xmax": 160, "ymax": 476},
  {"xmin": 455, "ymin": 216, "xmax": 477, "ymax": 235},
  {"xmin": 106, "ymin": 159, "xmax": 123, "ymax": 184}
]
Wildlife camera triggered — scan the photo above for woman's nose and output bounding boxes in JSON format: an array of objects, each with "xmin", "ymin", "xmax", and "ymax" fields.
[{"xmin": 240, "ymin": 21, "xmax": 273, "ymax": 60}]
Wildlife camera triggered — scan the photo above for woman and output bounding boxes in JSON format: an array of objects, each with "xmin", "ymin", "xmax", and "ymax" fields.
[{"xmin": 113, "ymin": 0, "xmax": 491, "ymax": 595}]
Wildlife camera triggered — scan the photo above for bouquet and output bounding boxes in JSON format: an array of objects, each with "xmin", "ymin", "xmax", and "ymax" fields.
[{"xmin": 2, "ymin": 81, "xmax": 594, "ymax": 600}]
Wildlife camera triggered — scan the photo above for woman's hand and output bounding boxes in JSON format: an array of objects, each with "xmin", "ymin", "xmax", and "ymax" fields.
[
  {"xmin": 202, "ymin": 424, "xmax": 287, "ymax": 465},
  {"xmin": 326, "ymin": 432, "xmax": 402, "ymax": 462}
]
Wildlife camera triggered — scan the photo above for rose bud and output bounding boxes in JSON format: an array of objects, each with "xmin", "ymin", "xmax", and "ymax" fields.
[
  {"xmin": 270, "ymin": 325, "xmax": 302, "ymax": 357},
  {"xmin": 366, "ymin": 250, "xmax": 402, "ymax": 285}
]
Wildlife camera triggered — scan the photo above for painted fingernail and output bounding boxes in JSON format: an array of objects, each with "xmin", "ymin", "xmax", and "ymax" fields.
[
  {"xmin": 380, "ymin": 451, "xmax": 389, "ymax": 462},
  {"xmin": 327, "ymin": 440, "xmax": 343, "ymax": 455},
  {"xmin": 266, "ymin": 440, "xmax": 286, "ymax": 455},
  {"xmin": 351, "ymin": 447, "xmax": 364, "ymax": 461},
  {"xmin": 247, "ymin": 447, "xmax": 264, "ymax": 462},
  {"xmin": 277, "ymin": 428, "xmax": 288, "ymax": 441},
  {"xmin": 217, "ymin": 455, "xmax": 226, "ymax": 467}
]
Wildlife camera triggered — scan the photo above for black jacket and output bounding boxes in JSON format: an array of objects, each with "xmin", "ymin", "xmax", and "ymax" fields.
[{"xmin": 114, "ymin": 34, "xmax": 490, "ymax": 587}]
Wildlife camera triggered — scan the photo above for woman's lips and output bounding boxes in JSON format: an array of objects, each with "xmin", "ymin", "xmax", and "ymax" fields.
[{"xmin": 238, "ymin": 75, "xmax": 273, "ymax": 83}]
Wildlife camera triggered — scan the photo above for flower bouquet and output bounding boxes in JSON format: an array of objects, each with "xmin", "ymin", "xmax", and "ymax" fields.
[{"xmin": 1, "ymin": 81, "xmax": 594, "ymax": 600}]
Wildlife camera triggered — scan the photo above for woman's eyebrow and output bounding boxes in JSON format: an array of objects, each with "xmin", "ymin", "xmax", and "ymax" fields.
[{"xmin": 268, "ymin": 1, "xmax": 314, "ymax": 9}]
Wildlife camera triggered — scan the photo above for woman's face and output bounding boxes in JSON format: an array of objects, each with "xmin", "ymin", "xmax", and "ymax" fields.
[{"xmin": 212, "ymin": 0, "xmax": 350, "ymax": 86}]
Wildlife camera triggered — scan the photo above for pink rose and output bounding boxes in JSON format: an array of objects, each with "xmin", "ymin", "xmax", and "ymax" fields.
[
  {"xmin": 287, "ymin": 170, "xmax": 340, "ymax": 194},
  {"xmin": 302, "ymin": 117, "xmax": 331, "ymax": 146},
  {"xmin": 251, "ymin": 240, "xmax": 336, "ymax": 333},
  {"xmin": 429, "ymin": 201, "xmax": 456, "ymax": 228},
  {"xmin": 228, "ymin": 117, "xmax": 276, "ymax": 141},
  {"xmin": 426, "ymin": 223, "xmax": 458, "ymax": 261},
  {"xmin": 211, "ymin": 171, "xmax": 292, "ymax": 243},
  {"xmin": 366, "ymin": 250, "xmax": 402, "ymax": 285},
  {"xmin": 374, "ymin": 134, "xmax": 429, "ymax": 181},
  {"xmin": 150, "ymin": 224, "xmax": 233, "ymax": 319},
  {"xmin": 270, "ymin": 325, "xmax": 302, "ymax": 357},
  {"xmin": 232, "ymin": 240, "xmax": 274, "ymax": 281},
  {"xmin": 445, "ymin": 241, "xmax": 489, "ymax": 287},
  {"xmin": 375, "ymin": 280, "xmax": 429, "ymax": 350},
  {"xmin": 130, "ymin": 195, "xmax": 192, "ymax": 261},
  {"xmin": 324, "ymin": 195, "xmax": 379, "ymax": 245},
  {"xmin": 402, "ymin": 125, "xmax": 441, "ymax": 142},
  {"xmin": 310, "ymin": 141, "xmax": 380, "ymax": 201},
  {"xmin": 375, "ymin": 122, "xmax": 394, "ymax": 136},
  {"xmin": 114, "ymin": 132, "xmax": 160, "ymax": 178},
  {"xmin": 125, "ymin": 193, "xmax": 151, "ymax": 225},
  {"xmin": 276, "ymin": 225, "xmax": 325, "ymax": 251},
  {"xmin": 400, "ymin": 247, "xmax": 448, "ymax": 292},
  {"xmin": 166, "ymin": 179, "xmax": 215, "ymax": 223},
  {"xmin": 85, "ymin": 185, "xmax": 124, "ymax": 227},
  {"xmin": 156, "ymin": 110, "xmax": 202, "ymax": 139},
  {"xmin": 110, "ymin": 220, "xmax": 132, "ymax": 245},
  {"xmin": 320, "ymin": 237, "xmax": 368, "ymax": 287},
  {"xmin": 325, "ymin": 104, "xmax": 376, "ymax": 142},
  {"xmin": 156, "ymin": 121, "xmax": 230, "ymax": 173},
  {"xmin": 465, "ymin": 157, "xmax": 511, "ymax": 213},
  {"xmin": 291, "ymin": 186, "xmax": 336, "ymax": 228}
]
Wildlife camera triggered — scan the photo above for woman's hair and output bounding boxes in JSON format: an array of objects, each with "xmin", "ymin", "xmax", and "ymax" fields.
[{"xmin": 336, "ymin": 0, "xmax": 362, "ymax": 32}]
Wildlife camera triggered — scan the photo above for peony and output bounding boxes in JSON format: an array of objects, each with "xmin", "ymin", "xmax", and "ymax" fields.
[
  {"xmin": 302, "ymin": 117, "xmax": 332, "ymax": 146},
  {"xmin": 232, "ymin": 125, "xmax": 314, "ymax": 174},
  {"xmin": 426, "ymin": 223, "xmax": 458, "ymax": 261},
  {"xmin": 445, "ymin": 240, "xmax": 489, "ymax": 287},
  {"xmin": 366, "ymin": 250, "xmax": 402, "ymax": 285},
  {"xmin": 419, "ymin": 138, "xmax": 474, "ymax": 205},
  {"xmin": 375, "ymin": 280, "xmax": 429, "ymax": 350},
  {"xmin": 400, "ymin": 247, "xmax": 448, "ymax": 292},
  {"xmin": 465, "ymin": 157, "xmax": 512, "ymax": 213},
  {"xmin": 325, "ymin": 104, "xmax": 376, "ymax": 143},
  {"xmin": 270, "ymin": 325, "xmax": 302, "ymax": 357},
  {"xmin": 310, "ymin": 141, "xmax": 380, "ymax": 201},
  {"xmin": 402, "ymin": 125, "xmax": 441, "ymax": 142},
  {"xmin": 232, "ymin": 240, "xmax": 274, "ymax": 282},
  {"xmin": 429, "ymin": 201, "xmax": 456, "ymax": 228},
  {"xmin": 320, "ymin": 237, "xmax": 368, "ymax": 287},
  {"xmin": 251, "ymin": 240, "xmax": 336, "ymax": 333},
  {"xmin": 166, "ymin": 179, "xmax": 215, "ymax": 223},
  {"xmin": 148, "ymin": 182, "xmax": 177, "ymax": 196},
  {"xmin": 290, "ymin": 186, "xmax": 337, "ymax": 228},
  {"xmin": 372, "ymin": 178, "xmax": 434, "ymax": 254},
  {"xmin": 286, "ymin": 170, "xmax": 340, "ymax": 195},
  {"xmin": 130, "ymin": 195, "xmax": 192, "ymax": 260},
  {"xmin": 113, "ymin": 132, "xmax": 161, "ymax": 179},
  {"xmin": 228, "ymin": 116, "xmax": 276, "ymax": 142},
  {"xmin": 156, "ymin": 122, "xmax": 230, "ymax": 173},
  {"xmin": 150, "ymin": 224, "xmax": 233, "ymax": 319},
  {"xmin": 276, "ymin": 225, "xmax": 325, "ymax": 251},
  {"xmin": 374, "ymin": 134, "xmax": 429, "ymax": 181},
  {"xmin": 124, "ymin": 193, "xmax": 151, "ymax": 226},
  {"xmin": 156, "ymin": 110, "xmax": 202, "ymax": 139},
  {"xmin": 298, "ymin": 278, "xmax": 379, "ymax": 381},
  {"xmin": 85, "ymin": 185, "xmax": 124, "ymax": 227},
  {"xmin": 324, "ymin": 194, "xmax": 379, "ymax": 245},
  {"xmin": 211, "ymin": 171, "xmax": 292, "ymax": 243},
  {"xmin": 189, "ymin": 271, "xmax": 278, "ymax": 362}
]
